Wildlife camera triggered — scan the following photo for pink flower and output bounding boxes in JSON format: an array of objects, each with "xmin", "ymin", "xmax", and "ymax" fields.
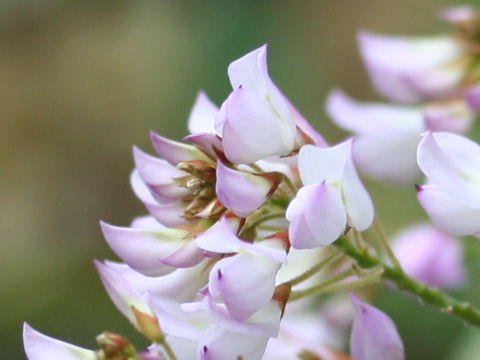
[
  {"xmin": 358, "ymin": 31, "xmax": 464, "ymax": 103},
  {"xmin": 417, "ymin": 131, "xmax": 480, "ymax": 236},
  {"xmin": 195, "ymin": 217, "xmax": 286, "ymax": 320},
  {"xmin": 215, "ymin": 160, "xmax": 278, "ymax": 218},
  {"xmin": 23, "ymin": 323, "xmax": 96, "ymax": 360},
  {"xmin": 326, "ymin": 90, "xmax": 473, "ymax": 184},
  {"xmin": 392, "ymin": 224, "xmax": 466, "ymax": 288},
  {"xmin": 286, "ymin": 141, "xmax": 374, "ymax": 248},
  {"xmin": 350, "ymin": 295, "xmax": 404, "ymax": 360},
  {"xmin": 215, "ymin": 45, "xmax": 298, "ymax": 163}
]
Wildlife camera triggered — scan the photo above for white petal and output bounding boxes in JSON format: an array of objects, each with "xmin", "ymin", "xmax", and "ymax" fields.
[
  {"xmin": 418, "ymin": 132, "xmax": 480, "ymax": 208},
  {"xmin": 216, "ymin": 160, "xmax": 272, "ymax": 217},
  {"xmin": 100, "ymin": 221, "xmax": 195, "ymax": 276},
  {"xmin": 228, "ymin": 45, "xmax": 269, "ymax": 94},
  {"xmin": 94, "ymin": 260, "xmax": 153, "ymax": 327},
  {"xmin": 221, "ymin": 89, "xmax": 295, "ymax": 163},
  {"xmin": 209, "ymin": 253, "xmax": 281, "ymax": 321},
  {"xmin": 298, "ymin": 142, "xmax": 351, "ymax": 185},
  {"xmin": 358, "ymin": 31, "xmax": 462, "ymax": 103},
  {"xmin": 198, "ymin": 326, "xmax": 268, "ymax": 360},
  {"xmin": 23, "ymin": 323, "xmax": 96, "ymax": 360},
  {"xmin": 341, "ymin": 151, "xmax": 375, "ymax": 231},
  {"xmin": 326, "ymin": 89, "xmax": 424, "ymax": 134},
  {"xmin": 286, "ymin": 183, "xmax": 347, "ymax": 248},
  {"xmin": 417, "ymin": 183, "xmax": 480, "ymax": 236},
  {"xmin": 188, "ymin": 91, "xmax": 219, "ymax": 134}
]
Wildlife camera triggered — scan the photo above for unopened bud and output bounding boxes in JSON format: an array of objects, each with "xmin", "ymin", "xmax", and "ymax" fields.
[
  {"xmin": 96, "ymin": 331, "xmax": 135, "ymax": 358},
  {"xmin": 132, "ymin": 306, "xmax": 164, "ymax": 342}
]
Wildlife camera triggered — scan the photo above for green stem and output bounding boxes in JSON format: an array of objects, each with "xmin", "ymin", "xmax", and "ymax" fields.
[
  {"xmin": 289, "ymin": 267, "xmax": 355, "ymax": 301},
  {"xmin": 284, "ymin": 251, "xmax": 344, "ymax": 287},
  {"xmin": 373, "ymin": 217, "xmax": 402, "ymax": 269},
  {"xmin": 159, "ymin": 338, "xmax": 178, "ymax": 360},
  {"xmin": 240, "ymin": 212, "xmax": 285, "ymax": 237},
  {"xmin": 335, "ymin": 235, "xmax": 480, "ymax": 328}
]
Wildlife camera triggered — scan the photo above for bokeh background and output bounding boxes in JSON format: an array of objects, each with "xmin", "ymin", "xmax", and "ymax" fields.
[{"xmin": 3, "ymin": 1, "xmax": 480, "ymax": 358}]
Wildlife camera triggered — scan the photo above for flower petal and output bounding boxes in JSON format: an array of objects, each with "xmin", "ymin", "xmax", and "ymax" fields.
[
  {"xmin": 208, "ymin": 251, "xmax": 281, "ymax": 321},
  {"xmin": 150, "ymin": 131, "xmax": 211, "ymax": 165},
  {"xmin": 298, "ymin": 143, "xmax": 350, "ymax": 185},
  {"xmin": 392, "ymin": 224, "xmax": 465, "ymax": 288},
  {"xmin": 100, "ymin": 221, "xmax": 199, "ymax": 276},
  {"xmin": 423, "ymin": 101, "xmax": 473, "ymax": 133},
  {"xmin": 286, "ymin": 183, "xmax": 347, "ymax": 248},
  {"xmin": 219, "ymin": 88, "xmax": 296, "ymax": 164},
  {"xmin": 350, "ymin": 295, "xmax": 405, "ymax": 360},
  {"xmin": 341, "ymin": 150, "xmax": 375, "ymax": 231},
  {"xmin": 94, "ymin": 260, "xmax": 153, "ymax": 327},
  {"xmin": 199, "ymin": 326, "xmax": 268, "ymax": 360},
  {"xmin": 417, "ymin": 132, "xmax": 480, "ymax": 208},
  {"xmin": 417, "ymin": 183, "xmax": 480, "ymax": 236},
  {"xmin": 188, "ymin": 91, "xmax": 219, "ymax": 134},
  {"xmin": 216, "ymin": 160, "xmax": 273, "ymax": 217},
  {"xmin": 23, "ymin": 323, "xmax": 96, "ymax": 360},
  {"xmin": 133, "ymin": 146, "xmax": 189, "ymax": 201},
  {"xmin": 358, "ymin": 31, "xmax": 462, "ymax": 103},
  {"xmin": 326, "ymin": 89, "xmax": 424, "ymax": 134}
]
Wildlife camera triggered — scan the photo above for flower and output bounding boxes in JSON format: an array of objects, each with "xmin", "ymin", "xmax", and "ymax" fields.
[
  {"xmin": 350, "ymin": 295, "xmax": 404, "ymax": 360},
  {"xmin": 286, "ymin": 140, "xmax": 374, "ymax": 248},
  {"xmin": 392, "ymin": 224, "xmax": 466, "ymax": 288},
  {"xmin": 417, "ymin": 131, "xmax": 480, "ymax": 236},
  {"xmin": 215, "ymin": 160, "xmax": 279, "ymax": 218},
  {"xmin": 358, "ymin": 30, "xmax": 464, "ymax": 103},
  {"xmin": 326, "ymin": 89, "xmax": 473, "ymax": 184},
  {"xmin": 195, "ymin": 217, "xmax": 286, "ymax": 320},
  {"xmin": 215, "ymin": 45, "xmax": 299, "ymax": 163},
  {"xmin": 23, "ymin": 323, "xmax": 96, "ymax": 360}
]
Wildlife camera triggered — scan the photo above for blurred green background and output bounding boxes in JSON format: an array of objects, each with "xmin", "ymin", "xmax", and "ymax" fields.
[{"xmin": 2, "ymin": 0, "xmax": 480, "ymax": 358}]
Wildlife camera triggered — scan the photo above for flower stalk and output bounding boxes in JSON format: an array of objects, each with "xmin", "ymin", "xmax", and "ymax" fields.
[{"xmin": 335, "ymin": 234, "xmax": 480, "ymax": 327}]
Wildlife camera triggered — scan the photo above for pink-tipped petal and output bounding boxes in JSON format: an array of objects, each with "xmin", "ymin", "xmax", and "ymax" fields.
[
  {"xmin": 150, "ymin": 131, "xmax": 211, "ymax": 165},
  {"xmin": 133, "ymin": 146, "xmax": 189, "ymax": 201},
  {"xmin": 350, "ymin": 295, "xmax": 405, "ymax": 360},
  {"xmin": 220, "ymin": 88, "xmax": 296, "ymax": 164},
  {"xmin": 418, "ymin": 132, "xmax": 480, "ymax": 209},
  {"xmin": 145, "ymin": 201, "xmax": 189, "ymax": 227},
  {"xmin": 341, "ymin": 154, "xmax": 375, "ymax": 231},
  {"xmin": 102, "ymin": 260, "xmax": 207, "ymax": 304},
  {"xmin": 209, "ymin": 252, "xmax": 281, "ymax": 321},
  {"xmin": 194, "ymin": 217, "xmax": 242, "ymax": 254},
  {"xmin": 438, "ymin": 6, "xmax": 475, "ymax": 22},
  {"xmin": 23, "ymin": 323, "xmax": 96, "ymax": 360},
  {"xmin": 205, "ymin": 295, "xmax": 281, "ymax": 337},
  {"xmin": 94, "ymin": 260, "xmax": 153, "ymax": 327},
  {"xmin": 326, "ymin": 89, "xmax": 424, "ymax": 134},
  {"xmin": 100, "ymin": 221, "xmax": 194, "ymax": 276},
  {"xmin": 423, "ymin": 101, "xmax": 473, "ymax": 133},
  {"xmin": 393, "ymin": 225, "xmax": 465, "ymax": 288},
  {"xmin": 198, "ymin": 326, "xmax": 268, "ymax": 360},
  {"xmin": 286, "ymin": 183, "xmax": 347, "ymax": 249},
  {"xmin": 184, "ymin": 132, "xmax": 223, "ymax": 158},
  {"xmin": 216, "ymin": 160, "xmax": 272, "ymax": 217},
  {"xmin": 358, "ymin": 31, "xmax": 462, "ymax": 103},
  {"xmin": 417, "ymin": 183, "xmax": 480, "ymax": 236},
  {"xmin": 188, "ymin": 91, "xmax": 219, "ymax": 134}
]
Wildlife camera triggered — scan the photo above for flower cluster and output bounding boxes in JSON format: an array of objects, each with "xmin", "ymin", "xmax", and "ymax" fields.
[{"xmin": 23, "ymin": 5, "xmax": 480, "ymax": 360}]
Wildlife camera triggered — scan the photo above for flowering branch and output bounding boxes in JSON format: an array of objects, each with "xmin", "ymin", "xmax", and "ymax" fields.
[{"xmin": 335, "ymin": 234, "xmax": 480, "ymax": 328}]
